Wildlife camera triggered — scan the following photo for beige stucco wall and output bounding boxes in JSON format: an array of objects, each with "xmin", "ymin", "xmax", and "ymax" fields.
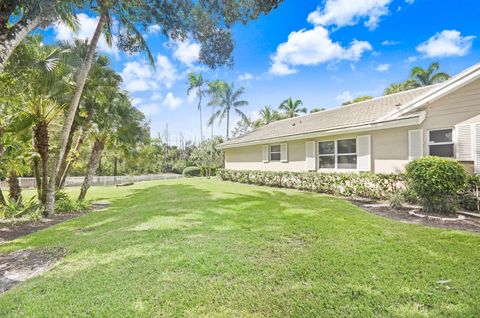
[{"xmin": 224, "ymin": 78, "xmax": 480, "ymax": 174}]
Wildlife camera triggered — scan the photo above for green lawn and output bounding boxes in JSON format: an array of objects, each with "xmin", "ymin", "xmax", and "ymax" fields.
[{"xmin": 1, "ymin": 179, "xmax": 479, "ymax": 317}]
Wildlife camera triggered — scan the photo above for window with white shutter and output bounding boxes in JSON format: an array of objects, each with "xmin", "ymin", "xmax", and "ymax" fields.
[
  {"xmin": 281, "ymin": 143, "xmax": 288, "ymax": 162},
  {"xmin": 475, "ymin": 124, "xmax": 480, "ymax": 174},
  {"xmin": 306, "ymin": 141, "xmax": 316, "ymax": 170},
  {"xmin": 408, "ymin": 129, "xmax": 423, "ymax": 160},
  {"xmin": 357, "ymin": 135, "xmax": 371, "ymax": 171},
  {"xmin": 262, "ymin": 145, "xmax": 269, "ymax": 163},
  {"xmin": 456, "ymin": 124, "xmax": 473, "ymax": 161}
]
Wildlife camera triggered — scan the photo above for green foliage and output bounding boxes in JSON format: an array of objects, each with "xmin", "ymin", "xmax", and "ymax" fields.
[
  {"xmin": 342, "ymin": 96, "xmax": 373, "ymax": 106},
  {"xmin": 218, "ymin": 169, "xmax": 405, "ymax": 200},
  {"xmin": 389, "ymin": 191, "xmax": 405, "ymax": 209},
  {"xmin": 55, "ymin": 196, "xmax": 92, "ymax": 214},
  {"xmin": 183, "ymin": 166, "xmax": 201, "ymax": 177},
  {"xmin": 405, "ymin": 156, "xmax": 467, "ymax": 213},
  {"xmin": 0, "ymin": 197, "xmax": 42, "ymax": 219},
  {"xmin": 458, "ymin": 174, "xmax": 480, "ymax": 211}
]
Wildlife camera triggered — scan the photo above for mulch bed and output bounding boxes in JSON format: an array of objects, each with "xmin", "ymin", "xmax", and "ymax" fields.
[
  {"xmin": 0, "ymin": 202, "xmax": 110, "ymax": 244},
  {"xmin": 351, "ymin": 200, "xmax": 480, "ymax": 233}
]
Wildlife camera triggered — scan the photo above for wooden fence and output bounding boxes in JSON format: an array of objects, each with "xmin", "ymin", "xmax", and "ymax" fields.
[{"xmin": 0, "ymin": 174, "xmax": 182, "ymax": 189}]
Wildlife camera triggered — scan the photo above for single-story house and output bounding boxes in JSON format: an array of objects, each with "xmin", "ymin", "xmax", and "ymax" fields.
[{"xmin": 217, "ymin": 62, "xmax": 480, "ymax": 174}]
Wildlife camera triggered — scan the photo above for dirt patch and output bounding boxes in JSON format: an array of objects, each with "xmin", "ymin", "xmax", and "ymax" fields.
[
  {"xmin": 0, "ymin": 202, "xmax": 110, "ymax": 244},
  {"xmin": 352, "ymin": 200, "xmax": 480, "ymax": 233},
  {"xmin": 0, "ymin": 247, "xmax": 67, "ymax": 294}
]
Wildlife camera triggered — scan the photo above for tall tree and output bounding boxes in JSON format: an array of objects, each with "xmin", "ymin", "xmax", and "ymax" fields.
[
  {"xmin": 45, "ymin": 0, "xmax": 284, "ymax": 215},
  {"xmin": 279, "ymin": 98, "xmax": 306, "ymax": 118},
  {"xmin": 410, "ymin": 62, "xmax": 450, "ymax": 86},
  {"xmin": 258, "ymin": 106, "xmax": 281, "ymax": 124},
  {"xmin": 187, "ymin": 73, "xmax": 207, "ymax": 141},
  {"xmin": 208, "ymin": 82, "xmax": 249, "ymax": 139}
]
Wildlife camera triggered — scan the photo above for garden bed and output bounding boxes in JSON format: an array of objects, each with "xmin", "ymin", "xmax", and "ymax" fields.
[{"xmin": 352, "ymin": 200, "xmax": 480, "ymax": 233}]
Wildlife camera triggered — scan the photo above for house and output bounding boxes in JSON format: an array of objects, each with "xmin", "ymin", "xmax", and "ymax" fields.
[{"xmin": 217, "ymin": 62, "xmax": 480, "ymax": 174}]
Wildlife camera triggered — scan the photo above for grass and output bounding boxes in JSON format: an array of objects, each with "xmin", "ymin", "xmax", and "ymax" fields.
[{"xmin": 1, "ymin": 179, "xmax": 479, "ymax": 317}]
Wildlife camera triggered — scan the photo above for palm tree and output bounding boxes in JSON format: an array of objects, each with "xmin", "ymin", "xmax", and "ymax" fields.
[
  {"xmin": 187, "ymin": 73, "xmax": 207, "ymax": 141},
  {"xmin": 208, "ymin": 82, "xmax": 249, "ymax": 139},
  {"xmin": 410, "ymin": 62, "xmax": 450, "ymax": 87},
  {"xmin": 384, "ymin": 80, "xmax": 418, "ymax": 95},
  {"xmin": 258, "ymin": 106, "xmax": 281, "ymax": 124},
  {"xmin": 279, "ymin": 98, "xmax": 306, "ymax": 118},
  {"xmin": 310, "ymin": 107, "xmax": 325, "ymax": 113}
]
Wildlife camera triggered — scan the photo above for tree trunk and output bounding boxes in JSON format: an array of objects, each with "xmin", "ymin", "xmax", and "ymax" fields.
[
  {"xmin": 33, "ymin": 121, "xmax": 49, "ymax": 204},
  {"xmin": 32, "ymin": 157, "xmax": 42, "ymax": 200},
  {"xmin": 59, "ymin": 116, "xmax": 91, "ymax": 188},
  {"xmin": 0, "ymin": 126, "xmax": 5, "ymax": 205},
  {"xmin": 0, "ymin": 2, "xmax": 56, "ymax": 73},
  {"xmin": 79, "ymin": 139, "xmax": 105, "ymax": 201},
  {"xmin": 199, "ymin": 94, "xmax": 203, "ymax": 141},
  {"xmin": 113, "ymin": 157, "xmax": 118, "ymax": 176},
  {"xmin": 45, "ymin": 12, "xmax": 106, "ymax": 215},
  {"xmin": 8, "ymin": 170, "xmax": 21, "ymax": 202},
  {"xmin": 226, "ymin": 108, "xmax": 230, "ymax": 139},
  {"xmin": 56, "ymin": 121, "xmax": 77, "ymax": 188}
]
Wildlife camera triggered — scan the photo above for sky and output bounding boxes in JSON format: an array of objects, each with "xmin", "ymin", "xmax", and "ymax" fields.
[{"xmin": 41, "ymin": 0, "xmax": 480, "ymax": 145}]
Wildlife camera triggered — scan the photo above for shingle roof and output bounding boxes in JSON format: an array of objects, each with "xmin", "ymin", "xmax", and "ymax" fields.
[{"xmin": 219, "ymin": 84, "xmax": 440, "ymax": 148}]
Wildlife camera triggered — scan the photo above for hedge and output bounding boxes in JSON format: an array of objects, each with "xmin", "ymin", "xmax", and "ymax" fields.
[
  {"xmin": 183, "ymin": 166, "xmax": 201, "ymax": 177},
  {"xmin": 218, "ymin": 169, "xmax": 480, "ymax": 212},
  {"xmin": 217, "ymin": 169, "xmax": 405, "ymax": 200}
]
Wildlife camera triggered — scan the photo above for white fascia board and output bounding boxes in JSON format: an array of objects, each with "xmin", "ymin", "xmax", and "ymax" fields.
[
  {"xmin": 378, "ymin": 62, "xmax": 480, "ymax": 122},
  {"xmin": 217, "ymin": 115, "xmax": 422, "ymax": 149}
]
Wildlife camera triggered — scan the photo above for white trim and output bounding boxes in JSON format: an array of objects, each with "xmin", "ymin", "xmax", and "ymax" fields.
[
  {"xmin": 280, "ymin": 143, "xmax": 288, "ymax": 163},
  {"xmin": 218, "ymin": 116, "xmax": 422, "ymax": 149},
  {"xmin": 408, "ymin": 129, "xmax": 423, "ymax": 160},
  {"xmin": 379, "ymin": 62, "xmax": 480, "ymax": 121},
  {"xmin": 427, "ymin": 128, "xmax": 454, "ymax": 158},
  {"xmin": 305, "ymin": 141, "xmax": 316, "ymax": 171}
]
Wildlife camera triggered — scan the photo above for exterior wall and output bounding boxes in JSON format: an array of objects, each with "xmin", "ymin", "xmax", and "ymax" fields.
[{"xmin": 224, "ymin": 78, "xmax": 480, "ymax": 174}]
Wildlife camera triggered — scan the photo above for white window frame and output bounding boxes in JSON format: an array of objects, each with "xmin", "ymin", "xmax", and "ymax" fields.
[
  {"xmin": 269, "ymin": 144, "xmax": 281, "ymax": 161},
  {"xmin": 318, "ymin": 138, "xmax": 357, "ymax": 171},
  {"xmin": 428, "ymin": 128, "xmax": 455, "ymax": 158}
]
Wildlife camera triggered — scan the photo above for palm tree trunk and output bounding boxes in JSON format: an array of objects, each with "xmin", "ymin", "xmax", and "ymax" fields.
[
  {"xmin": 56, "ymin": 121, "xmax": 77, "ymax": 188},
  {"xmin": 32, "ymin": 157, "xmax": 42, "ymax": 200},
  {"xmin": 45, "ymin": 12, "xmax": 106, "ymax": 215},
  {"xmin": 0, "ymin": 126, "xmax": 5, "ymax": 205},
  {"xmin": 7, "ymin": 170, "xmax": 21, "ymax": 203},
  {"xmin": 79, "ymin": 139, "xmax": 105, "ymax": 201},
  {"xmin": 199, "ymin": 95, "xmax": 203, "ymax": 141},
  {"xmin": 226, "ymin": 108, "xmax": 230, "ymax": 139},
  {"xmin": 33, "ymin": 121, "xmax": 49, "ymax": 204},
  {"xmin": 0, "ymin": 2, "xmax": 55, "ymax": 73}
]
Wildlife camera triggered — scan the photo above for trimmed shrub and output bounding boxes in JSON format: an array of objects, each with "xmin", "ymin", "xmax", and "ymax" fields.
[
  {"xmin": 183, "ymin": 166, "xmax": 201, "ymax": 177},
  {"xmin": 389, "ymin": 191, "xmax": 405, "ymax": 209},
  {"xmin": 217, "ymin": 169, "xmax": 405, "ymax": 200},
  {"xmin": 405, "ymin": 156, "xmax": 467, "ymax": 214},
  {"xmin": 458, "ymin": 174, "xmax": 480, "ymax": 212}
]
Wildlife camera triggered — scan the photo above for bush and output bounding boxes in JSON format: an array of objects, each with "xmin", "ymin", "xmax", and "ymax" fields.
[
  {"xmin": 183, "ymin": 166, "xmax": 201, "ymax": 177},
  {"xmin": 217, "ymin": 169, "xmax": 405, "ymax": 200},
  {"xmin": 405, "ymin": 156, "xmax": 467, "ymax": 214},
  {"xmin": 55, "ymin": 197, "xmax": 92, "ymax": 214},
  {"xmin": 389, "ymin": 191, "xmax": 405, "ymax": 209},
  {"xmin": 458, "ymin": 174, "xmax": 480, "ymax": 211}
]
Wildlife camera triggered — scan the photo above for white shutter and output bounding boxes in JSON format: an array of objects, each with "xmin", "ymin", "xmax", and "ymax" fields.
[
  {"xmin": 408, "ymin": 129, "xmax": 423, "ymax": 160},
  {"xmin": 281, "ymin": 143, "xmax": 288, "ymax": 162},
  {"xmin": 456, "ymin": 124, "xmax": 473, "ymax": 161},
  {"xmin": 306, "ymin": 141, "xmax": 316, "ymax": 171},
  {"xmin": 262, "ymin": 145, "xmax": 269, "ymax": 163},
  {"xmin": 475, "ymin": 124, "xmax": 480, "ymax": 173},
  {"xmin": 357, "ymin": 135, "xmax": 371, "ymax": 171}
]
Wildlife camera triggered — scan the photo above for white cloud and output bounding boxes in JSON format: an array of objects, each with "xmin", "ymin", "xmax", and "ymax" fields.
[
  {"xmin": 375, "ymin": 63, "xmax": 391, "ymax": 72},
  {"xmin": 53, "ymin": 13, "xmax": 119, "ymax": 56},
  {"xmin": 151, "ymin": 92, "xmax": 162, "ymax": 101},
  {"xmin": 307, "ymin": 0, "xmax": 392, "ymax": 30},
  {"xmin": 238, "ymin": 72, "xmax": 254, "ymax": 81},
  {"xmin": 163, "ymin": 92, "xmax": 182, "ymax": 110},
  {"xmin": 170, "ymin": 39, "xmax": 201, "ymax": 67},
  {"xmin": 406, "ymin": 56, "xmax": 418, "ymax": 63},
  {"xmin": 147, "ymin": 24, "xmax": 161, "ymax": 35},
  {"xmin": 416, "ymin": 30, "xmax": 475, "ymax": 58},
  {"xmin": 120, "ymin": 54, "xmax": 178, "ymax": 93},
  {"xmin": 382, "ymin": 40, "xmax": 401, "ymax": 46},
  {"xmin": 269, "ymin": 26, "xmax": 372, "ymax": 76},
  {"xmin": 138, "ymin": 103, "xmax": 161, "ymax": 116},
  {"xmin": 336, "ymin": 91, "xmax": 353, "ymax": 103}
]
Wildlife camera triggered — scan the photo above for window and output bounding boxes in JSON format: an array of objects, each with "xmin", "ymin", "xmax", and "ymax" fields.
[
  {"xmin": 337, "ymin": 139, "xmax": 357, "ymax": 169},
  {"xmin": 318, "ymin": 138, "xmax": 357, "ymax": 170},
  {"xmin": 319, "ymin": 141, "xmax": 335, "ymax": 168},
  {"xmin": 429, "ymin": 129, "xmax": 454, "ymax": 158},
  {"xmin": 270, "ymin": 145, "xmax": 281, "ymax": 161}
]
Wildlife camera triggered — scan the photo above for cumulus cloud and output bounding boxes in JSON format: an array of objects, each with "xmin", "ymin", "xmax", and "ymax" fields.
[
  {"xmin": 416, "ymin": 30, "xmax": 475, "ymax": 58},
  {"xmin": 336, "ymin": 91, "xmax": 353, "ymax": 103},
  {"xmin": 163, "ymin": 92, "xmax": 182, "ymax": 110},
  {"xmin": 269, "ymin": 26, "xmax": 372, "ymax": 76},
  {"xmin": 53, "ymin": 13, "xmax": 119, "ymax": 56},
  {"xmin": 168, "ymin": 39, "xmax": 201, "ymax": 67},
  {"xmin": 120, "ymin": 54, "xmax": 178, "ymax": 93},
  {"xmin": 381, "ymin": 40, "xmax": 401, "ymax": 46},
  {"xmin": 307, "ymin": 0, "xmax": 393, "ymax": 30},
  {"xmin": 138, "ymin": 103, "xmax": 161, "ymax": 116},
  {"xmin": 238, "ymin": 72, "xmax": 254, "ymax": 81},
  {"xmin": 375, "ymin": 63, "xmax": 391, "ymax": 72}
]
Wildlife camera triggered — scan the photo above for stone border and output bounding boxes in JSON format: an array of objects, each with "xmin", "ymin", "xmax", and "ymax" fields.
[{"xmin": 408, "ymin": 210, "xmax": 466, "ymax": 222}]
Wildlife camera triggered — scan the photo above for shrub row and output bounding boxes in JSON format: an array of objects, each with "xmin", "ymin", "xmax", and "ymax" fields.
[{"xmin": 217, "ymin": 169, "xmax": 405, "ymax": 200}]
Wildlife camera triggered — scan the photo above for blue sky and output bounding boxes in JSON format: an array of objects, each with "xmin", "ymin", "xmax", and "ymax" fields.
[{"xmin": 42, "ymin": 0, "xmax": 480, "ymax": 144}]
